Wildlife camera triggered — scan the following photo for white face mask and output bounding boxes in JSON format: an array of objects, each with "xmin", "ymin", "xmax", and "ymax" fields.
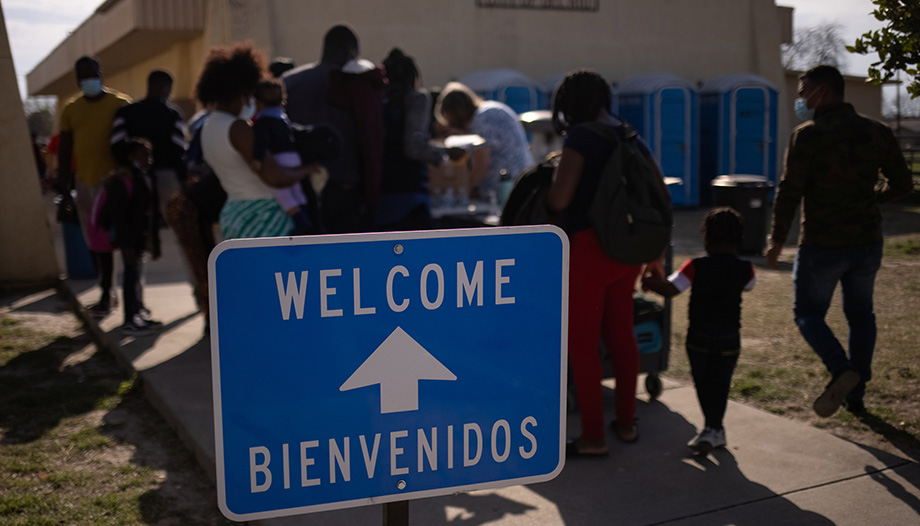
[{"xmin": 238, "ymin": 96, "xmax": 256, "ymax": 121}]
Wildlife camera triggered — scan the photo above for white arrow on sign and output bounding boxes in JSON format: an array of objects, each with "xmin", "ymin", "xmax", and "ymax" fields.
[{"xmin": 340, "ymin": 326, "xmax": 457, "ymax": 414}]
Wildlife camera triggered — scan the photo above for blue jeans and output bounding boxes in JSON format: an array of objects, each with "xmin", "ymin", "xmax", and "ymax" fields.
[{"xmin": 793, "ymin": 242, "xmax": 882, "ymax": 403}]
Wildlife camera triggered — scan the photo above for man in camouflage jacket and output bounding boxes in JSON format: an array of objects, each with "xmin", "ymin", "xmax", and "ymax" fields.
[{"xmin": 766, "ymin": 65, "xmax": 912, "ymax": 418}]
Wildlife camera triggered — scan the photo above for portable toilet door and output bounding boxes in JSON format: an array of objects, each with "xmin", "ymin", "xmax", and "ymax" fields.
[
  {"xmin": 617, "ymin": 74, "xmax": 699, "ymax": 207},
  {"xmin": 458, "ymin": 69, "xmax": 541, "ymax": 114},
  {"xmin": 499, "ymin": 84, "xmax": 540, "ymax": 115},
  {"xmin": 700, "ymin": 74, "xmax": 778, "ymax": 204}
]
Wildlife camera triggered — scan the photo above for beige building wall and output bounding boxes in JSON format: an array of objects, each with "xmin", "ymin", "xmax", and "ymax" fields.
[
  {"xmin": 31, "ymin": 0, "xmax": 794, "ymax": 130},
  {"xmin": 0, "ymin": 8, "xmax": 59, "ymax": 284},
  {"xmin": 248, "ymin": 0, "xmax": 787, "ymax": 89}
]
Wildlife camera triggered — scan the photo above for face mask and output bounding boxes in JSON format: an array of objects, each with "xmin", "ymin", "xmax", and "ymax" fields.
[
  {"xmin": 794, "ymin": 98, "xmax": 814, "ymax": 121},
  {"xmin": 80, "ymin": 78, "xmax": 103, "ymax": 97},
  {"xmin": 238, "ymin": 97, "xmax": 256, "ymax": 121}
]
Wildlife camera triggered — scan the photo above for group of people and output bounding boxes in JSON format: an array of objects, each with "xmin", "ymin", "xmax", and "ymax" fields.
[
  {"xmin": 55, "ymin": 56, "xmax": 185, "ymax": 334},
  {"xmin": 53, "ymin": 26, "xmax": 910, "ymax": 458},
  {"xmin": 560, "ymin": 64, "xmax": 911, "ymax": 458}
]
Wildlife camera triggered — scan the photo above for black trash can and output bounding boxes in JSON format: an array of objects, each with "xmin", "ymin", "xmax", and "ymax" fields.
[{"xmin": 711, "ymin": 175, "xmax": 774, "ymax": 255}]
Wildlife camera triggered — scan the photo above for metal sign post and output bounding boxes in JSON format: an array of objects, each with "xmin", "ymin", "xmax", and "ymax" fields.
[{"xmin": 383, "ymin": 501, "xmax": 409, "ymax": 526}]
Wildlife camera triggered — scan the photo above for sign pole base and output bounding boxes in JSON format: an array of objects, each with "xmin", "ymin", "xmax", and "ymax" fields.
[{"xmin": 383, "ymin": 501, "xmax": 408, "ymax": 526}]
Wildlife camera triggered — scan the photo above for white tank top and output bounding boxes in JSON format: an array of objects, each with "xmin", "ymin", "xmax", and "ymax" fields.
[{"xmin": 201, "ymin": 111, "xmax": 274, "ymax": 201}]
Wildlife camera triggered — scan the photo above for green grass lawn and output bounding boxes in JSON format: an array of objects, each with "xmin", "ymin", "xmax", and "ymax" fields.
[{"xmin": 0, "ymin": 314, "xmax": 230, "ymax": 525}]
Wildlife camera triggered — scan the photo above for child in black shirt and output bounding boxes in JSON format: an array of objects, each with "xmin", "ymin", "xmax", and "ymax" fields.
[
  {"xmin": 643, "ymin": 207, "xmax": 755, "ymax": 454},
  {"xmin": 104, "ymin": 138, "xmax": 161, "ymax": 334}
]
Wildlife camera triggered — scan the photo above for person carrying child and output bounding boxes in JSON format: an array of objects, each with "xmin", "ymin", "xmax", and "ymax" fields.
[
  {"xmin": 252, "ymin": 77, "xmax": 314, "ymax": 235},
  {"xmin": 643, "ymin": 207, "xmax": 755, "ymax": 454},
  {"xmin": 92, "ymin": 137, "xmax": 162, "ymax": 334}
]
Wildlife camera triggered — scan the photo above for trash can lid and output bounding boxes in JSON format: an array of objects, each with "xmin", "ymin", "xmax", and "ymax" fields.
[{"xmin": 711, "ymin": 174, "xmax": 774, "ymax": 187}]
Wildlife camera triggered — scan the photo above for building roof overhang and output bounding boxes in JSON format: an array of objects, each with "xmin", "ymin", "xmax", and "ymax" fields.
[{"xmin": 26, "ymin": 0, "xmax": 205, "ymax": 97}]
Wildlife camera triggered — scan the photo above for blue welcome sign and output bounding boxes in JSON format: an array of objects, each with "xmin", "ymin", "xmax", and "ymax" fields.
[{"xmin": 209, "ymin": 226, "xmax": 568, "ymax": 521}]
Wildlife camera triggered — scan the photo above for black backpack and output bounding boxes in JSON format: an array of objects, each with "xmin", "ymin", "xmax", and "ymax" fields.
[
  {"xmin": 582, "ymin": 121, "xmax": 672, "ymax": 265},
  {"xmin": 499, "ymin": 152, "xmax": 564, "ymax": 228}
]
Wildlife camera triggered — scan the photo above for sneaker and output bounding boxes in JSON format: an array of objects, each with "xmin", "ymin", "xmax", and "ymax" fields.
[
  {"xmin": 687, "ymin": 427, "xmax": 716, "ymax": 454},
  {"xmin": 813, "ymin": 369, "xmax": 861, "ymax": 417},
  {"xmin": 137, "ymin": 308, "xmax": 163, "ymax": 327},
  {"xmin": 688, "ymin": 427, "xmax": 727, "ymax": 454},
  {"xmin": 121, "ymin": 315, "xmax": 160, "ymax": 336}
]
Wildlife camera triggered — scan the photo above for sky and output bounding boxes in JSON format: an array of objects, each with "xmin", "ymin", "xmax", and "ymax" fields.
[
  {"xmin": 1, "ymin": 0, "xmax": 892, "ymax": 100},
  {"xmin": 779, "ymin": 0, "xmax": 885, "ymax": 74}
]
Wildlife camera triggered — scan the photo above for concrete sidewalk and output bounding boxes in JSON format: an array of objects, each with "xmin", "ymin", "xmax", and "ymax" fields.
[{"xmin": 55, "ymin": 221, "xmax": 920, "ymax": 525}]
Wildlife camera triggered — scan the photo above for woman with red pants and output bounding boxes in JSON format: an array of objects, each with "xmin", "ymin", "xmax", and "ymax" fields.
[{"xmin": 547, "ymin": 70, "xmax": 669, "ymax": 457}]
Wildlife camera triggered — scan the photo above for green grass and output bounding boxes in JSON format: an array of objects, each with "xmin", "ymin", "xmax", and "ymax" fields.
[
  {"xmin": 0, "ymin": 318, "xmax": 162, "ymax": 525},
  {"xmin": 0, "ymin": 309, "xmax": 232, "ymax": 525},
  {"xmin": 885, "ymin": 238, "xmax": 920, "ymax": 257}
]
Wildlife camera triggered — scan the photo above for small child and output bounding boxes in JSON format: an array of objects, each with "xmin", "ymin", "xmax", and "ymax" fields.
[
  {"xmin": 642, "ymin": 207, "xmax": 755, "ymax": 454},
  {"xmin": 252, "ymin": 78, "xmax": 314, "ymax": 235},
  {"xmin": 102, "ymin": 138, "xmax": 162, "ymax": 334}
]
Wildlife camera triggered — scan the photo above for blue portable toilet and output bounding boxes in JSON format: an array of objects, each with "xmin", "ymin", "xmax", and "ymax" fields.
[
  {"xmin": 458, "ymin": 69, "xmax": 541, "ymax": 114},
  {"xmin": 699, "ymin": 74, "xmax": 778, "ymax": 204},
  {"xmin": 617, "ymin": 74, "xmax": 700, "ymax": 207}
]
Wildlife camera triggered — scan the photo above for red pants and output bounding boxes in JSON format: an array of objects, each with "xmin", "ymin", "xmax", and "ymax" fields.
[{"xmin": 568, "ymin": 229, "xmax": 641, "ymax": 440}]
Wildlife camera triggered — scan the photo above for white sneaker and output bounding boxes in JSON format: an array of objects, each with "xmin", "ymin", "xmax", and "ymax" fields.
[
  {"xmin": 687, "ymin": 427, "xmax": 715, "ymax": 454},
  {"xmin": 688, "ymin": 427, "xmax": 726, "ymax": 454}
]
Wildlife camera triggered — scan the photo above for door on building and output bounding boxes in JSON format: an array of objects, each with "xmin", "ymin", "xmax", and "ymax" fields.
[
  {"xmin": 657, "ymin": 87, "xmax": 693, "ymax": 207},
  {"xmin": 731, "ymin": 86, "xmax": 771, "ymax": 177}
]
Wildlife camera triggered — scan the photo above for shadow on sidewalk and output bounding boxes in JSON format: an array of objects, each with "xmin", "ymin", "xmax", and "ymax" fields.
[{"xmin": 526, "ymin": 396, "xmax": 835, "ymax": 526}]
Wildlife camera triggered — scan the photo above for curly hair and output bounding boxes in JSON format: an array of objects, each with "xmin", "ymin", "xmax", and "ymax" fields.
[
  {"xmin": 552, "ymin": 69, "xmax": 612, "ymax": 135},
  {"xmin": 195, "ymin": 42, "xmax": 267, "ymax": 106},
  {"xmin": 702, "ymin": 207, "xmax": 744, "ymax": 249}
]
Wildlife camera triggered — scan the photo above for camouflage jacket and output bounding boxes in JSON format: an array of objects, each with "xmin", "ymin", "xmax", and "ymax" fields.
[{"xmin": 769, "ymin": 102, "xmax": 912, "ymax": 249}]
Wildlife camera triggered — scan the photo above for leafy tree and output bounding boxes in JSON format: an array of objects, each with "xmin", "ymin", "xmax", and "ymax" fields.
[
  {"xmin": 783, "ymin": 22, "xmax": 848, "ymax": 71},
  {"xmin": 848, "ymin": 0, "xmax": 920, "ymax": 98}
]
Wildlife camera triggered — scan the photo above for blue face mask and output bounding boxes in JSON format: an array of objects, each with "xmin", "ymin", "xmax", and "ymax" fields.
[
  {"xmin": 794, "ymin": 98, "xmax": 814, "ymax": 121},
  {"xmin": 79, "ymin": 78, "xmax": 103, "ymax": 97}
]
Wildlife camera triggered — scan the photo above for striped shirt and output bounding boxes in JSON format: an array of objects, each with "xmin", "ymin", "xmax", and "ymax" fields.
[{"xmin": 111, "ymin": 97, "xmax": 188, "ymax": 173}]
